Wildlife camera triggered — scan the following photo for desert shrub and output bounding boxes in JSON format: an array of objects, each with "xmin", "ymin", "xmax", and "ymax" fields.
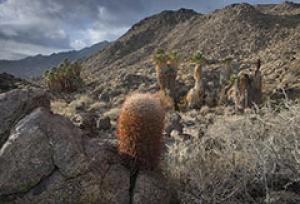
[
  {"xmin": 290, "ymin": 60, "xmax": 300, "ymax": 77},
  {"xmin": 153, "ymin": 90, "xmax": 175, "ymax": 111},
  {"xmin": 117, "ymin": 93, "xmax": 165, "ymax": 170},
  {"xmin": 51, "ymin": 94, "xmax": 100, "ymax": 118},
  {"xmin": 44, "ymin": 59, "xmax": 83, "ymax": 92},
  {"xmin": 165, "ymin": 101, "xmax": 300, "ymax": 203}
]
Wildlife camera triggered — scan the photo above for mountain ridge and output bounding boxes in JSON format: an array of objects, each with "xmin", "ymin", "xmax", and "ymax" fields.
[{"xmin": 0, "ymin": 41, "xmax": 109, "ymax": 78}]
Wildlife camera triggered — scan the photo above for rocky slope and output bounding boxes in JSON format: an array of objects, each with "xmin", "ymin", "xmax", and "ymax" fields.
[
  {"xmin": 82, "ymin": 2, "xmax": 300, "ymax": 103},
  {"xmin": 0, "ymin": 41, "xmax": 109, "ymax": 78}
]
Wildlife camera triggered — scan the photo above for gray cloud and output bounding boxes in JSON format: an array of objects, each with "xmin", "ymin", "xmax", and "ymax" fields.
[{"xmin": 0, "ymin": 0, "xmax": 294, "ymax": 60}]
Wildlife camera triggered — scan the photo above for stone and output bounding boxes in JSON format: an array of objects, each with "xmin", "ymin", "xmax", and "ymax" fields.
[
  {"xmin": 103, "ymin": 108, "xmax": 120, "ymax": 121},
  {"xmin": 0, "ymin": 88, "xmax": 50, "ymax": 148},
  {"xmin": 0, "ymin": 107, "xmax": 89, "ymax": 199},
  {"xmin": 170, "ymin": 130, "xmax": 191, "ymax": 142},
  {"xmin": 164, "ymin": 112, "xmax": 183, "ymax": 136},
  {"xmin": 0, "ymin": 114, "xmax": 54, "ymax": 196},
  {"xmin": 74, "ymin": 112, "xmax": 97, "ymax": 136},
  {"xmin": 99, "ymin": 92, "xmax": 111, "ymax": 102},
  {"xmin": 132, "ymin": 171, "xmax": 172, "ymax": 204},
  {"xmin": 97, "ymin": 116, "xmax": 111, "ymax": 130}
]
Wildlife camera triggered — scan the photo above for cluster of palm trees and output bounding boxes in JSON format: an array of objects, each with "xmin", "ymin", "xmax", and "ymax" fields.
[
  {"xmin": 44, "ymin": 59, "xmax": 83, "ymax": 92},
  {"xmin": 152, "ymin": 49, "xmax": 263, "ymax": 111}
]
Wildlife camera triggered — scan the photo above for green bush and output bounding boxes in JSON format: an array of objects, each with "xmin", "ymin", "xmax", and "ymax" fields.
[{"xmin": 44, "ymin": 59, "xmax": 83, "ymax": 92}]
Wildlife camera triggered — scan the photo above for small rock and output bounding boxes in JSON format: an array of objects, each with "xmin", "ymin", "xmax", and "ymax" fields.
[
  {"xmin": 103, "ymin": 108, "xmax": 120, "ymax": 121},
  {"xmin": 99, "ymin": 92, "xmax": 110, "ymax": 102},
  {"xmin": 170, "ymin": 130, "xmax": 191, "ymax": 142},
  {"xmin": 97, "ymin": 116, "xmax": 111, "ymax": 130},
  {"xmin": 74, "ymin": 113, "xmax": 97, "ymax": 135},
  {"xmin": 164, "ymin": 112, "xmax": 183, "ymax": 136},
  {"xmin": 200, "ymin": 105, "xmax": 210, "ymax": 115},
  {"xmin": 224, "ymin": 106, "xmax": 235, "ymax": 115}
]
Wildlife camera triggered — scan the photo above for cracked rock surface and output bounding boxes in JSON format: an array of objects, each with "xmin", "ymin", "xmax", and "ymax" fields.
[{"xmin": 0, "ymin": 89, "xmax": 171, "ymax": 204}]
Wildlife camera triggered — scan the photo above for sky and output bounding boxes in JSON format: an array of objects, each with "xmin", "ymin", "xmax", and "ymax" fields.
[{"xmin": 0, "ymin": 0, "xmax": 298, "ymax": 60}]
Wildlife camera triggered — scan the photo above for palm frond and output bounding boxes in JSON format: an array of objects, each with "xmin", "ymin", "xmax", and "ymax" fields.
[{"xmin": 190, "ymin": 51, "xmax": 208, "ymax": 65}]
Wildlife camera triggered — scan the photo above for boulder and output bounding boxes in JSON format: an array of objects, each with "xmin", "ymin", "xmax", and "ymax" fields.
[
  {"xmin": 0, "ymin": 89, "xmax": 50, "ymax": 148},
  {"xmin": 0, "ymin": 108, "xmax": 89, "ymax": 198},
  {"xmin": 0, "ymin": 113, "xmax": 54, "ymax": 196},
  {"xmin": 19, "ymin": 139, "xmax": 131, "ymax": 204}
]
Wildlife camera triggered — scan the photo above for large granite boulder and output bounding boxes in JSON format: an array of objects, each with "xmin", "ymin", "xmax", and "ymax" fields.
[
  {"xmin": 0, "ymin": 108, "xmax": 89, "ymax": 199},
  {"xmin": 0, "ymin": 88, "xmax": 49, "ymax": 148}
]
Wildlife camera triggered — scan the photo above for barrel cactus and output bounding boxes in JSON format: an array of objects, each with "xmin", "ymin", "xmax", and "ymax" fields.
[{"xmin": 117, "ymin": 93, "xmax": 165, "ymax": 170}]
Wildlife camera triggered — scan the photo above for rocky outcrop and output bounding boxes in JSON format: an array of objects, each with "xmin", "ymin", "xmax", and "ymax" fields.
[{"xmin": 0, "ymin": 89, "xmax": 172, "ymax": 204}]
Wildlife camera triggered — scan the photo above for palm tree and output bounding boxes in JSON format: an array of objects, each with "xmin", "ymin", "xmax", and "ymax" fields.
[
  {"xmin": 152, "ymin": 49, "xmax": 171, "ymax": 91},
  {"xmin": 253, "ymin": 58, "xmax": 262, "ymax": 105},
  {"xmin": 152, "ymin": 49, "xmax": 168, "ymax": 66},
  {"xmin": 167, "ymin": 51, "xmax": 179, "ymax": 67},
  {"xmin": 190, "ymin": 51, "xmax": 208, "ymax": 91},
  {"xmin": 190, "ymin": 51, "xmax": 208, "ymax": 65},
  {"xmin": 152, "ymin": 49, "xmax": 179, "ymax": 107},
  {"xmin": 186, "ymin": 51, "xmax": 208, "ymax": 109}
]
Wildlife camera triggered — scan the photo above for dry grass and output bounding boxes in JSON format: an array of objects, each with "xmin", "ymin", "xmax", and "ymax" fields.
[
  {"xmin": 153, "ymin": 90, "xmax": 175, "ymax": 111},
  {"xmin": 51, "ymin": 94, "xmax": 106, "ymax": 118},
  {"xmin": 165, "ymin": 101, "xmax": 300, "ymax": 203}
]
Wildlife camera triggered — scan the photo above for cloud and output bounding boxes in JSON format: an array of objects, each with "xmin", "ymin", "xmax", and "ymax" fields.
[
  {"xmin": 0, "ymin": 0, "xmax": 286, "ymax": 60},
  {"xmin": 0, "ymin": 0, "xmax": 70, "ymax": 50}
]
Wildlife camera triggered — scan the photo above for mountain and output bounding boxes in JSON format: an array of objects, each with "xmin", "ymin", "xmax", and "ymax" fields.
[
  {"xmin": 82, "ymin": 2, "xmax": 300, "ymax": 99},
  {"xmin": 0, "ymin": 41, "xmax": 109, "ymax": 78}
]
